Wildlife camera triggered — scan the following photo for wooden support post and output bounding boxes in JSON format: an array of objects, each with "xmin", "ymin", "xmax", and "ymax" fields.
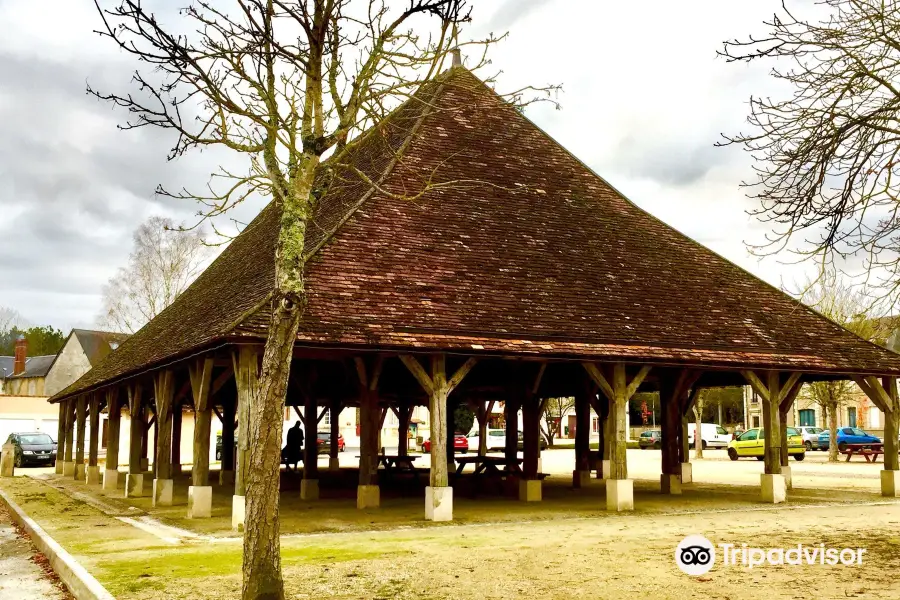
[
  {"xmin": 188, "ymin": 358, "xmax": 213, "ymax": 518},
  {"xmin": 400, "ymin": 354, "xmax": 476, "ymax": 521},
  {"xmin": 762, "ymin": 371, "xmax": 782, "ymax": 476},
  {"xmin": 231, "ymin": 347, "xmax": 258, "ymax": 529},
  {"xmin": 55, "ymin": 402, "xmax": 66, "ymax": 474},
  {"xmin": 75, "ymin": 396, "xmax": 87, "ymax": 481},
  {"xmin": 742, "ymin": 369, "xmax": 795, "ymax": 503},
  {"xmin": 504, "ymin": 397, "xmax": 519, "ymax": 464},
  {"xmin": 397, "ymin": 402, "xmax": 412, "ymax": 457},
  {"xmin": 126, "ymin": 384, "xmax": 144, "ymax": 497},
  {"xmin": 86, "ymin": 393, "xmax": 101, "ymax": 484},
  {"xmin": 153, "ymin": 369, "xmax": 175, "ymax": 507},
  {"xmin": 302, "ymin": 391, "xmax": 319, "ymax": 501},
  {"xmin": 573, "ymin": 383, "xmax": 591, "ymax": 488},
  {"xmin": 329, "ymin": 400, "xmax": 341, "ymax": 471},
  {"xmin": 583, "ymin": 362, "xmax": 651, "ymax": 510},
  {"xmin": 171, "ymin": 402, "xmax": 183, "ymax": 476},
  {"xmin": 355, "ymin": 356, "xmax": 383, "ymax": 509},
  {"xmin": 104, "ymin": 388, "xmax": 121, "ymax": 491},
  {"xmin": 659, "ymin": 370, "xmax": 700, "ymax": 494},
  {"xmin": 63, "ymin": 399, "xmax": 75, "ymax": 476},
  {"xmin": 220, "ymin": 396, "xmax": 236, "ymax": 484}
]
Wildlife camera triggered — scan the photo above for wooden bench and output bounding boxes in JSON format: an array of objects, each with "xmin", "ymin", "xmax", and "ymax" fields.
[{"xmin": 841, "ymin": 443, "xmax": 884, "ymax": 463}]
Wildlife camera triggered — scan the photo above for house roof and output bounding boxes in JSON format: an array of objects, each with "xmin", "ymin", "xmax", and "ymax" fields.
[
  {"xmin": 5, "ymin": 355, "xmax": 56, "ymax": 379},
  {"xmin": 71, "ymin": 329, "xmax": 130, "ymax": 367},
  {"xmin": 51, "ymin": 67, "xmax": 900, "ymax": 402},
  {"xmin": 0, "ymin": 356, "xmax": 14, "ymax": 380}
]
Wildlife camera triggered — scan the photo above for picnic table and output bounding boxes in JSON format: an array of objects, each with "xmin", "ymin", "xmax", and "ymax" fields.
[
  {"xmin": 841, "ymin": 443, "xmax": 884, "ymax": 463},
  {"xmin": 454, "ymin": 455, "xmax": 523, "ymax": 477}
]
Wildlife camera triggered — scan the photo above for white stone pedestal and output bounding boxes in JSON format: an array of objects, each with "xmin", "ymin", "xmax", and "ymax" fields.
[
  {"xmin": 232, "ymin": 495, "xmax": 246, "ymax": 531},
  {"xmin": 74, "ymin": 463, "xmax": 85, "ymax": 481},
  {"xmin": 357, "ymin": 485, "xmax": 380, "ymax": 509},
  {"xmin": 219, "ymin": 470, "xmax": 235, "ymax": 486},
  {"xmin": 329, "ymin": 457, "xmax": 340, "ymax": 472},
  {"xmin": 103, "ymin": 469, "xmax": 119, "ymax": 491},
  {"xmin": 0, "ymin": 444, "xmax": 14, "ymax": 477},
  {"xmin": 572, "ymin": 470, "xmax": 591, "ymax": 488},
  {"xmin": 86, "ymin": 465, "xmax": 101, "ymax": 485},
  {"xmin": 760, "ymin": 473, "xmax": 786, "ymax": 503},
  {"xmin": 680, "ymin": 462, "xmax": 692, "ymax": 484},
  {"xmin": 153, "ymin": 478, "xmax": 174, "ymax": 507},
  {"xmin": 126, "ymin": 473, "xmax": 144, "ymax": 498},
  {"xmin": 660, "ymin": 473, "xmax": 682, "ymax": 495},
  {"xmin": 63, "ymin": 461, "xmax": 75, "ymax": 477},
  {"xmin": 188, "ymin": 485, "xmax": 212, "ymax": 518},
  {"xmin": 519, "ymin": 479, "xmax": 542, "ymax": 501},
  {"xmin": 606, "ymin": 478, "xmax": 634, "ymax": 512},
  {"xmin": 301, "ymin": 479, "xmax": 319, "ymax": 501},
  {"xmin": 425, "ymin": 486, "xmax": 453, "ymax": 521},
  {"xmin": 881, "ymin": 469, "xmax": 900, "ymax": 497},
  {"xmin": 781, "ymin": 465, "xmax": 792, "ymax": 490}
]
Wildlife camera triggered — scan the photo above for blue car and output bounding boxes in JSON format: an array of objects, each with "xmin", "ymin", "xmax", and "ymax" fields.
[{"xmin": 817, "ymin": 427, "xmax": 881, "ymax": 452}]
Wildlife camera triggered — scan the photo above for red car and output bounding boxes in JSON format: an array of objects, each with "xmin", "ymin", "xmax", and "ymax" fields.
[
  {"xmin": 422, "ymin": 433, "xmax": 468, "ymax": 453},
  {"xmin": 315, "ymin": 432, "xmax": 345, "ymax": 454}
]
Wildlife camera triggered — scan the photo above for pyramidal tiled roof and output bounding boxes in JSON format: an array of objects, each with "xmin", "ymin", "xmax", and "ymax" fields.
[{"xmin": 52, "ymin": 68, "xmax": 900, "ymax": 401}]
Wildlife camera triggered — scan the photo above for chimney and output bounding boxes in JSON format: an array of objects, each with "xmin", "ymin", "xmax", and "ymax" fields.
[
  {"xmin": 451, "ymin": 48, "xmax": 462, "ymax": 67},
  {"xmin": 13, "ymin": 335, "xmax": 26, "ymax": 376}
]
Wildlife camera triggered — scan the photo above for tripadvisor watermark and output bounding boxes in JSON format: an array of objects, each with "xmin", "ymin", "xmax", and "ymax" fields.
[{"xmin": 675, "ymin": 535, "xmax": 866, "ymax": 576}]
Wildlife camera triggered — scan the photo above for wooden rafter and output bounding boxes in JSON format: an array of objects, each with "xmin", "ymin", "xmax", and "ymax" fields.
[
  {"xmin": 582, "ymin": 362, "xmax": 651, "ymax": 402},
  {"xmin": 852, "ymin": 375, "xmax": 894, "ymax": 413}
]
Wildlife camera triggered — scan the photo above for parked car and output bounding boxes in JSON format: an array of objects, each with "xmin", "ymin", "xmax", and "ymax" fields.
[
  {"xmin": 3, "ymin": 432, "xmax": 57, "ymax": 467},
  {"xmin": 727, "ymin": 427, "xmax": 806, "ymax": 461},
  {"xmin": 797, "ymin": 426, "xmax": 824, "ymax": 451},
  {"xmin": 687, "ymin": 423, "xmax": 731, "ymax": 449},
  {"xmin": 513, "ymin": 431, "xmax": 548, "ymax": 451},
  {"xmin": 423, "ymin": 433, "xmax": 469, "ymax": 453},
  {"xmin": 638, "ymin": 429, "xmax": 662, "ymax": 449},
  {"xmin": 315, "ymin": 431, "xmax": 346, "ymax": 454},
  {"xmin": 466, "ymin": 428, "xmax": 506, "ymax": 452},
  {"xmin": 818, "ymin": 427, "xmax": 881, "ymax": 452},
  {"xmin": 215, "ymin": 433, "xmax": 222, "ymax": 461}
]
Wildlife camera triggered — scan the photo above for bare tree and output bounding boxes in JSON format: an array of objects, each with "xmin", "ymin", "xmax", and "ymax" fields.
[
  {"xmin": 0, "ymin": 307, "xmax": 23, "ymax": 334},
  {"xmin": 541, "ymin": 397, "xmax": 575, "ymax": 447},
  {"xmin": 720, "ymin": 0, "xmax": 900, "ymax": 301},
  {"xmin": 798, "ymin": 275, "xmax": 892, "ymax": 461},
  {"xmin": 88, "ymin": 2, "xmax": 554, "ymax": 597},
  {"xmin": 98, "ymin": 216, "xmax": 208, "ymax": 333}
]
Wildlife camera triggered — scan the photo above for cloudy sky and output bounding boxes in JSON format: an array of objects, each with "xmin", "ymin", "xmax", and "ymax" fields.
[{"xmin": 0, "ymin": 0, "xmax": 815, "ymax": 331}]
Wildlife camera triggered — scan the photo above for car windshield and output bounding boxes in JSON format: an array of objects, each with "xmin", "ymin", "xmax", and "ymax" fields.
[
  {"xmin": 640, "ymin": 432, "xmax": 653, "ymax": 438},
  {"xmin": 19, "ymin": 434, "xmax": 52, "ymax": 445},
  {"xmin": 716, "ymin": 426, "xmax": 728, "ymax": 435},
  {"xmin": 489, "ymin": 431, "xmax": 504, "ymax": 437}
]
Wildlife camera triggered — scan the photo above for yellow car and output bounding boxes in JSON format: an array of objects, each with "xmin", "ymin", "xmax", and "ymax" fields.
[{"xmin": 727, "ymin": 427, "xmax": 806, "ymax": 461}]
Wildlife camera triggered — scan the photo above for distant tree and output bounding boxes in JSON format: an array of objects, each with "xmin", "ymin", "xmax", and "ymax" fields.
[
  {"xmin": 453, "ymin": 404, "xmax": 475, "ymax": 436},
  {"xmin": 798, "ymin": 275, "xmax": 890, "ymax": 461},
  {"xmin": 720, "ymin": 1, "xmax": 900, "ymax": 303},
  {"xmin": 98, "ymin": 216, "xmax": 207, "ymax": 333},
  {"xmin": 0, "ymin": 324, "xmax": 66, "ymax": 357},
  {"xmin": 541, "ymin": 397, "xmax": 575, "ymax": 447},
  {"xmin": 693, "ymin": 390, "xmax": 707, "ymax": 458},
  {"xmin": 0, "ymin": 307, "xmax": 23, "ymax": 334}
]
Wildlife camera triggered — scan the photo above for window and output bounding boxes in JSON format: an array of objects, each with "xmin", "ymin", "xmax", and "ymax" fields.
[
  {"xmin": 322, "ymin": 410, "xmax": 331, "ymax": 427},
  {"xmin": 716, "ymin": 426, "xmax": 728, "ymax": 435},
  {"xmin": 798, "ymin": 409, "xmax": 816, "ymax": 427},
  {"xmin": 842, "ymin": 428, "xmax": 854, "ymax": 435},
  {"xmin": 752, "ymin": 416, "xmax": 761, "ymax": 428},
  {"xmin": 787, "ymin": 427, "xmax": 800, "ymax": 436},
  {"xmin": 851, "ymin": 428, "xmax": 867, "ymax": 436},
  {"xmin": 847, "ymin": 407, "xmax": 857, "ymax": 427},
  {"xmin": 740, "ymin": 430, "xmax": 758, "ymax": 441},
  {"xmin": 592, "ymin": 417, "xmax": 599, "ymax": 433}
]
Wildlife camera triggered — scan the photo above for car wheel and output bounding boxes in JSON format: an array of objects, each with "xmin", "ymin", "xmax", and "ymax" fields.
[
  {"xmin": 14, "ymin": 453, "xmax": 22, "ymax": 468},
  {"xmin": 701, "ymin": 440, "xmax": 708, "ymax": 450},
  {"xmin": 728, "ymin": 448, "xmax": 738, "ymax": 461},
  {"xmin": 838, "ymin": 442, "xmax": 848, "ymax": 453},
  {"xmin": 794, "ymin": 452, "xmax": 805, "ymax": 462},
  {"xmin": 653, "ymin": 442, "xmax": 661, "ymax": 450},
  {"xmin": 755, "ymin": 456, "xmax": 764, "ymax": 461},
  {"xmin": 804, "ymin": 441, "xmax": 812, "ymax": 451}
]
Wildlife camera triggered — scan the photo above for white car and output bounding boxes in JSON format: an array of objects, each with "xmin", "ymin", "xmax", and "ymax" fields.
[
  {"xmin": 687, "ymin": 423, "xmax": 731, "ymax": 449},
  {"xmin": 797, "ymin": 426, "xmax": 825, "ymax": 450},
  {"xmin": 466, "ymin": 428, "xmax": 506, "ymax": 452}
]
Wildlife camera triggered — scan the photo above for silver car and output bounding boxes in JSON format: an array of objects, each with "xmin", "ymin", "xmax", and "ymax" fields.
[{"xmin": 797, "ymin": 426, "xmax": 824, "ymax": 450}]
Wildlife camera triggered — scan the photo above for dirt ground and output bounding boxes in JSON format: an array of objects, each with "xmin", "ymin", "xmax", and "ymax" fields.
[{"xmin": 5, "ymin": 449, "xmax": 900, "ymax": 599}]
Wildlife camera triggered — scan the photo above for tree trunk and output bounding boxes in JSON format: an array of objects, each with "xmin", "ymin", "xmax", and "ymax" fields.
[{"xmin": 828, "ymin": 402, "xmax": 839, "ymax": 462}]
